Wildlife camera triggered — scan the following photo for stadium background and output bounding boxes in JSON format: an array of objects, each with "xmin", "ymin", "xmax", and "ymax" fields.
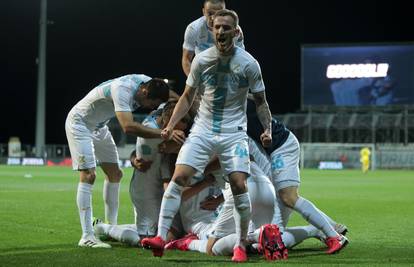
[{"xmin": 1, "ymin": 1, "xmax": 414, "ymax": 265}]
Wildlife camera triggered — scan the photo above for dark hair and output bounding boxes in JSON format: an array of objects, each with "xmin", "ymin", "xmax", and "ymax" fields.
[
  {"xmin": 204, "ymin": 0, "xmax": 225, "ymax": 6},
  {"xmin": 144, "ymin": 78, "xmax": 169, "ymax": 102},
  {"xmin": 161, "ymin": 100, "xmax": 192, "ymax": 128},
  {"xmin": 214, "ymin": 9, "xmax": 238, "ymax": 27},
  {"xmin": 130, "ymin": 149, "xmax": 136, "ymax": 159}
]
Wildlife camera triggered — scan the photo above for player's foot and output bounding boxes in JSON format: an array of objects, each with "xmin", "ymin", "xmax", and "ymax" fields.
[
  {"xmin": 258, "ymin": 224, "xmax": 288, "ymax": 261},
  {"xmin": 326, "ymin": 234, "xmax": 349, "ymax": 254},
  {"xmin": 334, "ymin": 223, "xmax": 348, "ymax": 236},
  {"xmin": 317, "ymin": 223, "xmax": 349, "ymax": 244},
  {"xmin": 78, "ymin": 235, "xmax": 111, "ymax": 248},
  {"xmin": 141, "ymin": 236, "xmax": 166, "ymax": 257},
  {"xmin": 232, "ymin": 246, "xmax": 247, "ymax": 262},
  {"xmin": 164, "ymin": 233, "xmax": 198, "ymax": 251},
  {"xmin": 92, "ymin": 217, "xmax": 110, "ymax": 241}
]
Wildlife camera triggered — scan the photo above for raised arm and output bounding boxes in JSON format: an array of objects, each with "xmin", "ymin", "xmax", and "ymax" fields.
[
  {"xmin": 252, "ymin": 91, "xmax": 272, "ymax": 147},
  {"xmin": 161, "ymin": 85, "xmax": 197, "ymax": 140}
]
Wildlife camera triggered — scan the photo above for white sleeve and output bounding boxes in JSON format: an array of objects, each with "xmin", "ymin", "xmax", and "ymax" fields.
[
  {"xmin": 246, "ymin": 60, "xmax": 265, "ymax": 93},
  {"xmin": 183, "ymin": 23, "xmax": 196, "ymax": 52},
  {"xmin": 185, "ymin": 54, "xmax": 201, "ymax": 88},
  {"xmin": 111, "ymin": 84, "xmax": 133, "ymax": 112}
]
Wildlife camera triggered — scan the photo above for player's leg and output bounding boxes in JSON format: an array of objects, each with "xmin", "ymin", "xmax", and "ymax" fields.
[
  {"xmin": 94, "ymin": 126, "xmax": 122, "ymax": 225},
  {"xmin": 94, "ymin": 219, "xmax": 139, "ymax": 246},
  {"xmin": 272, "ymin": 133, "xmax": 348, "ymax": 254},
  {"xmin": 221, "ymin": 133, "xmax": 252, "ymax": 262},
  {"xmin": 65, "ymin": 117, "xmax": 110, "ymax": 248}
]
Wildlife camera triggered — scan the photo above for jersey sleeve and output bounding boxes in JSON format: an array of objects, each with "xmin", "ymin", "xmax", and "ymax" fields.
[
  {"xmin": 112, "ymin": 84, "xmax": 133, "ymax": 112},
  {"xmin": 186, "ymin": 54, "xmax": 201, "ymax": 88},
  {"xmin": 246, "ymin": 60, "xmax": 265, "ymax": 93},
  {"xmin": 183, "ymin": 23, "xmax": 197, "ymax": 52}
]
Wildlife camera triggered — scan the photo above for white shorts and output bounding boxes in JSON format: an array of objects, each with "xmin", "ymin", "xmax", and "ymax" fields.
[
  {"xmin": 176, "ymin": 131, "xmax": 250, "ymax": 175},
  {"xmin": 65, "ymin": 113, "xmax": 119, "ymax": 170},
  {"xmin": 212, "ymin": 177, "xmax": 275, "ymax": 238},
  {"xmin": 270, "ymin": 132, "xmax": 300, "ymax": 191},
  {"xmin": 129, "ymin": 171, "xmax": 162, "ymax": 236}
]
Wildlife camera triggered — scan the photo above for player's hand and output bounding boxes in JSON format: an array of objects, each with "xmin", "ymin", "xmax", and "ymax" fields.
[
  {"xmin": 158, "ymin": 140, "xmax": 182, "ymax": 154},
  {"xmin": 200, "ymin": 195, "xmax": 221, "ymax": 210},
  {"xmin": 133, "ymin": 157, "xmax": 153, "ymax": 172},
  {"xmin": 260, "ymin": 130, "xmax": 272, "ymax": 148},
  {"xmin": 161, "ymin": 127, "xmax": 173, "ymax": 140},
  {"xmin": 170, "ymin": 129, "xmax": 186, "ymax": 145}
]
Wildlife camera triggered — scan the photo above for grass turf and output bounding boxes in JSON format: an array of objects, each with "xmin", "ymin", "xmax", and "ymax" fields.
[{"xmin": 0, "ymin": 166, "xmax": 413, "ymax": 266}]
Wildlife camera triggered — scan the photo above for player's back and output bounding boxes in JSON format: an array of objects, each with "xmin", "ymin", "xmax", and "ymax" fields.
[
  {"xmin": 132, "ymin": 112, "xmax": 164, "ymax": 200},
  {"xmin": 179, "ymin": 174, "xmax": 221, "ymax": 233},
  {"xmin": 70, "ymin": 74, "xmax": 151, "ymax": 129}
]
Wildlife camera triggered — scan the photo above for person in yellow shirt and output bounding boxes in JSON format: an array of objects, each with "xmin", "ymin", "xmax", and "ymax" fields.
[{"xmin": 360, "ymin": 147, "xmax": 371, "ymax": 173}]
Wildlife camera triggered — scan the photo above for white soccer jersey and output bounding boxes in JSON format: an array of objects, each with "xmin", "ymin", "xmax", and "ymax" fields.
[
  {"xmin": 69, "ymin": 74, "xmax": 151, "ymax": 130},
  {"xmin": 132, "ymin": 114, "xmax": 164, "ymax": 199},
  {"xmin": 130, "ymin": 113, "xmax": 167, "ymax": 236},
  {"xmin": 183, "ymin": 16, "xmax": 244, "ymax": 55},
  {"xmin": 179, "ymin": 175, "xmax": 221, "ymax": 235},
  {"xmin": 187, "ymin": 47, "xmax": 265, "ymax": 133}
]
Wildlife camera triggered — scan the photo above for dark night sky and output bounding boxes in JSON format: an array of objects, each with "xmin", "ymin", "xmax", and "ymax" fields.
[{"xmin": 1, "ymin": 0, "xmax": 412, "ymax": 144}]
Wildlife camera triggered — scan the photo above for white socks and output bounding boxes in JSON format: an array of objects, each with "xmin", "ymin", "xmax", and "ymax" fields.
[
  {"xmin": 233, "ymin": 192, "xmax": 252, "ymax": 248},
  {"xmin": 212, "ymin": 234, "xmax": 238, "ymax": 256},
  {"xmin": 157, "ymin": 181, "xmax": 184, "ymax": 240},
  {"xmin": 282, "ymin": 225, "xmax": 321, "ymax": 248},
  {"xmin": 188, "ymin": 239, "xmax": 208, "ymax": 253},
  {"xmin": 293, "ymin": 197, "xmax": 337, "ymax": 238},
  {"xmin": 109, "ymin": 225, "xmax": 140, "ymax": 246},
  {"xmin": 103, "ymin": 180, "xmax": 120, "ymax": 225},
  {"xmin": 77, "ymin": 182, "xmax": 93, "ymax": 238}
]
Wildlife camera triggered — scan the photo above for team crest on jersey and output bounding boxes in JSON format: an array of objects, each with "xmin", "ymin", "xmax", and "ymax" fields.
[
  {"xmin": 78, "ymin": 155, "xmax": 86, "ymax": 164},
  {"xmin": 232, "ymin": 64, "xmax": 241, "ymax": 73}
]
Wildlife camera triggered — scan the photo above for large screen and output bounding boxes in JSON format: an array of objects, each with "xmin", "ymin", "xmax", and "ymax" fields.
[{"xmin": 301, "ymin": 43, "xmax": 414, "ymax": 107}]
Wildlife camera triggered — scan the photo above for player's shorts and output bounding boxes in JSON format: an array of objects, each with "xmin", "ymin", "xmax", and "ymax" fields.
[
  {"xmin": 129, "ymin": 171, "xmax": 161, "ymax": 237},
  {"xmin": 270, "ymin": 132, "xmax": 300, "ymax": 191},
  {"xmin": 211, "ymin": 176, "xmax": 275, "ymax": 238},
  {"xmin": 176, "ymin": 131, "xmax": 250, "ymax": 175},
  {"xmin": 65, "ymin": 113, "xmax": 119, "ymax": 170}
]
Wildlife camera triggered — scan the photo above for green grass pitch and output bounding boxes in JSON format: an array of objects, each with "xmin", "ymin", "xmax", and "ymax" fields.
[{"xmin": 1, "ymin": 166, "xmax": 414, "ymax": 266}]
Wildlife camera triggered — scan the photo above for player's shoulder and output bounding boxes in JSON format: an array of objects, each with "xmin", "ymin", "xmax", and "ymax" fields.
[
  {"xmin": 193, "ymin": 46, "xmax": 216, "ymax": 62},
  {"xmin": 235, "ymin": 47, "xmax": 256, "ymax": 62},
  {"xmin": 187, "ymin": 16, "xmax": 206, "ymax": 31}
]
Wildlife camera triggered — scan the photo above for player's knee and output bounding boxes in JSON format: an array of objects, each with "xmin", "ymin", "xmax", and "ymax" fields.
[
  {"xmin": 279, "ymin": 189, "xmax": 298, "ymax": 208},
  {"xmin": 172, "ymin": 174, "xmax": 190, "ymax": 186},
  {"xmin": 80, "ymin": 170, "xmax": 96, "ymax": 184},
  {"xmin": 107, "ymin": 168, "xmax": 123, "ymax": 182}
]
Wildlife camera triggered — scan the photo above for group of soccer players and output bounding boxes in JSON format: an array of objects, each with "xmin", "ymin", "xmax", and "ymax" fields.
[{"xmin": 65, "ymin": 0, "xmax": 349, "ymax": 262}]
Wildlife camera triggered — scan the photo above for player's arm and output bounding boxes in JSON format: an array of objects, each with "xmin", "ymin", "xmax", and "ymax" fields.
[
  {"xmin": 182, "ymin": 23, "xmax": 196, "ymax": 76},
  {"xmin": 161, "ymin": 85, "xmax": 197, "ymax": 140},
  {"xmin": 182, "ymin": 49, "xmax": 195, "ymax": 77},
  {"xmin": 252, "ymin": 91, "xmax": 272, "ymax": 147},
  {"xmin": 181, "ymin": 174, "xmax": 216, "ymax": 201},
  {"xmin": 116, "ymin": 111, "xmax": 162, "ymax": 138}
]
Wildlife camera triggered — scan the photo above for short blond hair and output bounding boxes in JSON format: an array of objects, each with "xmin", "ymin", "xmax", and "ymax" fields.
[{"xmin": 213, "ymin": 9, "xmax": 239, "ymax": 27}]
